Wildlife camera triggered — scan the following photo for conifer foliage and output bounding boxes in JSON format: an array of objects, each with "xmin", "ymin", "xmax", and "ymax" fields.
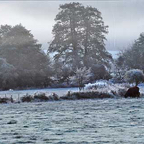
[{"xmin": 49, "ymin": 2, "xmax": 112, "ymax": 71}]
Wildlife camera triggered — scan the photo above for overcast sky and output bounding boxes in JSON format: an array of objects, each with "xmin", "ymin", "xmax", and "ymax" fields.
[{"xmin": 0, "ymin": 0, "xmax": 144, "ymax": 51}]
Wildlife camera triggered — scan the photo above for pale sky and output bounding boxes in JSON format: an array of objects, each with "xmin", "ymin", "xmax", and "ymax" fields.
[{"xmin": 0, "ymin": 0, "xmax": 144, "ymax": 51}]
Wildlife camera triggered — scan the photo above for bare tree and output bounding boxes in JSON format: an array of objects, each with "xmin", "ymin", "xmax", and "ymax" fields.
[{"xmin": 70, "ymin": 67, "xmax": 91, "ymax": 91}]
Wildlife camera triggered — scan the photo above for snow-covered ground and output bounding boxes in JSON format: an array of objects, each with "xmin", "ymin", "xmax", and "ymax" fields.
[{"xmin": 1, "ymin": 98, "xmax": 144, "ymax": 143}]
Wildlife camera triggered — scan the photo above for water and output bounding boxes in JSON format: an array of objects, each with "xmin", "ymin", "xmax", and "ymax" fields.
[
  {"xmin": 0, "ymin": 98, "xmax": 144, "ymax": 144},
  {"xmin": 0, "ymin": 87, "xmax": 79, "ymax": 99},
  {"xmin": 108, "ymin": 50, "xmax": 119, "ymax": 59}
]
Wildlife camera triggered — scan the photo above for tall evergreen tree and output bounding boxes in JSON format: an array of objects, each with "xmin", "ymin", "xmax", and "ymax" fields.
[
  {"xmin": 82, "ymin": 6, "xmax": 111, "ymax": 68},
  {"xmin": 49, "ymin": 3, "xmax": 84, "ymax": 69},
  {"xmin": 49, "ymin": 2, "xmax": 112, "ymax": 71}
]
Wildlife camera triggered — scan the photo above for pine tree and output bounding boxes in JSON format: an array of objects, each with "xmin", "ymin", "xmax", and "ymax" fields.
[
  {"xmin": 49, "ymin": 3, "xmax": 84, "ymax": 69},
  {"xmin": 82, "ymin": 6, "xmax": 111, "ymax": 68},
  {"xmin": 49, "ymin": 2, "xmax": 112, "ymax": 71}
]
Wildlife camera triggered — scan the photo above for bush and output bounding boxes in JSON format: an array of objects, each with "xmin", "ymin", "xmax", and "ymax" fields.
[
  {"xmin": 70, "ymin": 67, "xmax": 92, "ymax": 91},
  {"xmin": 125, "ymin": 69, "xmax": 144, "ymax": 86},
  {"xmin": 91, "ymin": 64, "xmax": 111, "ymax": 80},
  {"xmin": 61, "ymin": 91, "xmax": 114, "ymax": 100},
  {"xmin": 34, "ymin": 93, "xmax": 49, "ymax": 101},
  {"xmin": 51, "ymin": 93, "xmax": 59, "ymax": 100},
  {"xmin": 85, "ymin": 80, "xmax": 130, "ymax": 97},
  {"xmin": 21, "ymin": 94, "xmax": 34, "ymax": 102},
  {"xmin": 0, "ymin": 97, "xmax": 14, "ymax": 103}
]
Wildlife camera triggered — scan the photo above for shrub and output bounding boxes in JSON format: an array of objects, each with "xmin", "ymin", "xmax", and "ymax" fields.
[
  {"xmin": 0, "ymin": 97, "xmax": 13, "ymax": 103},
  {"xmin": 61, "ymin": 91, "xmax": 114, "ymax": 100},
  {"xmin": 70, "ymin": 67, "xmax": 92, "ymax": 91},
  {"xmin": 21, "ymin": 94, "xmax": 34, "ymax": 102},
  {"xmin": 85, "ymin": 80, "xmax": 130, "ymax": 97},
  {"xmin": 34, "ymin": 93, "xmax": 49, "ymax": 101},
  {"xmin": 51, "ymin": 93, "xmax": 59, "ymax": 100}
]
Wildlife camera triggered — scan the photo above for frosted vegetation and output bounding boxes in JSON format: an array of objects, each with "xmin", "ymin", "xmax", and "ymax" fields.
[
  {"xmin": 85, "ymin": 80, "xmax": 129, "ymax": 97},
  {"xmin": 124, "ymin": 69, "xmax": 144, "ymax": 86},
  {"xmin": 70, "ymin": 67, "xmax": 92, "ymax": 91}
]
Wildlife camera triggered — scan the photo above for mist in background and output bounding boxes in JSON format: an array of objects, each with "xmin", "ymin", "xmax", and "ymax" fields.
[{"xmin": 0, "ymin": 0, "xmax": 144, "ymax": 51}]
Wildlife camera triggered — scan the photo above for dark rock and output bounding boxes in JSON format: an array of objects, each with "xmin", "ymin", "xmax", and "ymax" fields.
[
  {"xmin": 124, "ymin": 86, "xmax": 140, "ymax": 98},
  {"xmin": 7, "ymin": 120, "xmax": 17, "ymax": 124}
]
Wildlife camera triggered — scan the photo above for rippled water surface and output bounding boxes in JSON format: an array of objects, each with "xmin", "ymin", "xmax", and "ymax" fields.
[{"xmin": 0, "ymin": 98, "xmax": 144, "ymax": 144}]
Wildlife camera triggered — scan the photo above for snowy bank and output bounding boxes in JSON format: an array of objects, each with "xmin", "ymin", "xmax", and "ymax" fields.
[{"xmin": 1, "ymin": 81, "xmax": 144, "ymax": 104}]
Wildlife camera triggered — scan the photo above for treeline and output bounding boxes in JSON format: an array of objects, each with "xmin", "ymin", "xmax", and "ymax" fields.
[{"xmin": 0, "ymin": 2, "xmax": 112, "ymax": 90}]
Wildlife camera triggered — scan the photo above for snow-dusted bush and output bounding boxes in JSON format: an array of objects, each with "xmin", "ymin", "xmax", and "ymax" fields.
[
  {"xmin": 85, "ymin": 80, "xmax": 111, "ymax": 90},
  {"xmin": 70, "ymin": 67, "xmax": 92, "ymax": 91},
  {"xmin": 85, "ymin": 80, "xmax": 130, "ymax": 97},
  {"xmin": 125, "ymin": 69, "xmax": 144, "ymax": 86},
  {"xmin": 0, "ymin": 97, "xmax": 14, "ymax": 103}
]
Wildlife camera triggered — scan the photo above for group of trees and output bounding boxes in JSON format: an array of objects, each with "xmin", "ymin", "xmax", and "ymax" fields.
[
  {"xmin": 0, "ymin": 24, "xmax": 52, "ymax": 90},
  {"xmin": 0, "ymin": 2, "xmax": 143, "ymax": 90}
]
